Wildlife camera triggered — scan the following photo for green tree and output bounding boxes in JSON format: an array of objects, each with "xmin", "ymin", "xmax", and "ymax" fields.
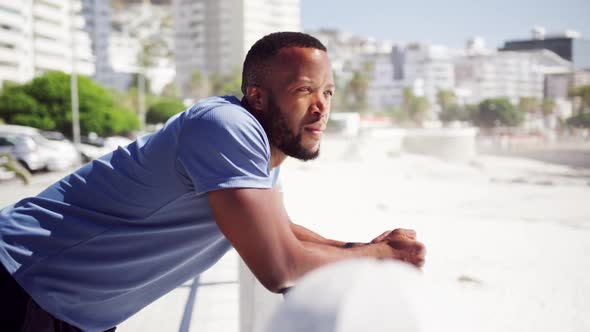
[
  {"xmin": 186, "ymin": 70, "xmax": 205, "ymax": 99},
  {"xmin": 209, "ymin": 68, "xmax": 242, "ymax": 97},
  {"xmin": 568, "ymin": 85, "xmax": 590, "ymax": 113},
  {"xmin": 161, "ymin": 82, "xmax": 179, "ymax": 98},
  {"xmin": 518, "ymin": 97, "xmax": 540, "ymax": 114},
  {"xmin": 541, "ymin": 98, "xmax": 556, "ymax": 116},
  {"xmin": 128, "ymin": 73, "xmax": 152, "ymax": 93},
  {"xmin": 386, "ymin": 105, "xmax": 411, "ymax": 125},
  {"xmin": 345, "ymin": 70, "xmax": 369, "ymax": 112},
  {"xmin": 0, "ymin": 72, "xmax": 138, "ymax": 136},
  {"xmin": 330, "ymin": 71, "xmax": 347, "ymax": 112},
  {"xmin": 472, "ymin": 98, "xmax": 523, "ymax": 128},
  {"xmin": 146, "ymin": 98, "xmax": 185, "ymax": 124},
  {"xmin": 436, "ymin": 90, "xmax": 457, "ymax": 112},
  {"xmin": 0, "ymin": 85, "xmax": 54, "ymax": 129},
  {"xmin": 439, "ymin": 104, "xmax": 471, "ymax": 123},
  {"xmin": 566, "ymin": 112, "xmax": 590, "ymax": 128},
  {"xmin": 402, "ymin": 88, "xmax": 430, "ymax": 125}
]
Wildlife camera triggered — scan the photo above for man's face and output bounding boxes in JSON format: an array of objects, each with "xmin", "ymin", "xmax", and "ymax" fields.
[{"xmin": 260, "ymin": 47, "xmax": 335, "ymax": 161}]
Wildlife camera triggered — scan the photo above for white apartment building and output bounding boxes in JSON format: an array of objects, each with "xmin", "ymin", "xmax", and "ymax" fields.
[
  {"xmin": 364, "ymin": 51, "xmax": 403, "ymax": 110},
  {"xmin": 108, "ymin": 2, "xmax": 175, "ymax": 94},
  {"xmin": 80, "ymin": 0, "xmax": 113, "ymax": 87},
  {"xmin": 173, "ymin": 0, "xmax": 301, "ymax": 97},
  {"xmin": 366, "ymin": 40, "xmax": 572, "ymax": 113},
  {"xmin": 455, "ymin": 49, "xmax": 572, "ymax": 105},
  {"xmin": 398, "ymin": 43, "xmax": 457, "ymax": 107},
  {"xmin": 306, "ymin": 29, "xmax": 395, "ymax": 112},
  {"xmin": 308, "ymin": 29, "xmax": 393, "ymax": 86},
  {"xmin": 0, "ymin": 0, "xmax": 94, "ymax": 88},
  {"xmin": 362, "ymin": 42, "xmax": 458, "ymax": 112}
]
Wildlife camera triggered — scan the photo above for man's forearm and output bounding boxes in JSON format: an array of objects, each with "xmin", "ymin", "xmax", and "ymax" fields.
[{"xmin": 290, "ymin": 222, "xmax": 365, "ymax": 248}]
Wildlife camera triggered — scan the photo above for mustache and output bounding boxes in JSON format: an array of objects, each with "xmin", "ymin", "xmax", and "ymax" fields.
[{"xmin": 305, "ymin": 113, "xmax": 328, "ymax": 126}]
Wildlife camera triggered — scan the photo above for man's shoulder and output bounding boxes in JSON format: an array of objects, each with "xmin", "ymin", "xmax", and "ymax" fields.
[
  {"xmin": 183, "ymin": 95, "xmax": 263, "ymax": 135},
  {"xmin": 187, "ymin": 96, "xmax": 247, "ymax": 119}
]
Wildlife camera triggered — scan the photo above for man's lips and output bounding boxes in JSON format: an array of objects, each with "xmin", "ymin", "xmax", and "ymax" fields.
[
  {"xmin": 304, "ymin": 122, "xmax": 326, "ymax": 132},
  {"xmin": 304, "ymin": 125, "xmax": 325, "ymax": 139}
]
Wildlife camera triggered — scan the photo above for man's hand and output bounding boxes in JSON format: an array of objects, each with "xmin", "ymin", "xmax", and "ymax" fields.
[
  {"xmin": 373, "ymin": 229, "xmax": 426, "ymax": 268},
  {"xmin": 370, "ymin": 230, "xmax": 392, "ymax": 244}
]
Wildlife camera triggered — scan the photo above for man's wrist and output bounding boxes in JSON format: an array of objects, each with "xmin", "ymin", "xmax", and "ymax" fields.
[{"xmin": 342, "ymin": 242, "xmax": 368, "ymax": 249}]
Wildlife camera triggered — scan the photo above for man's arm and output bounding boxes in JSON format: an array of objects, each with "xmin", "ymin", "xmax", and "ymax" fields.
[
  {"xmin": 278, "ymin": 189, "xmax": 366, "ymax": 248},
  {"xmin": 208, "ymin": 188, "xmax": 425, "ymax": 293},
  {"xmin": 290, "ymin": 222, "xmax": 345, "ymax": 247},
  {"xmin": 289, "ymin": 222, "xmax": 367, "ymax": 248}
]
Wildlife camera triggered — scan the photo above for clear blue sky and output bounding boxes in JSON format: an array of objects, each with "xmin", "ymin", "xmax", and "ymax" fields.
[{"xmin": 301, "ymin": 0, "xmax": 590, "ymax": 49}]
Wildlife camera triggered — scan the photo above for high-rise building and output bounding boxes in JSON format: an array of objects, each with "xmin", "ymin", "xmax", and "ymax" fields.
[
  {"xmin": 80, "ymin": 0, "xmax": 113, "ymax": 87},
  {"xmin": 108, "ymin": 1, "xmax": 175, "ymax": 93},
  {"xmin": 367, "ymin": 42, "xmax": 459, "ymax": 112},
  {"xmin": 308, "ymin": 29, "xmax": 393, "ymax": 84},
  {"xmin": 0, "ymin": 1, "xmax": 33, "ymax": 85},
  {"xmin": 455, "ymin": 49, "xmax": 572, "ymax": 105},
  {"xmin": 305, "ymin": 29, "xmax": 394, "ymax": 112},
  {"xmin": 399, "ymin": 43, "xmax": 457, "ymax": 106},
  {"xmin": 500, "ymin": 28, "xmax": 590, "ymax": 70},
  {"xmin": 172, "ymin": 0, "xmax": 301, "ymax": 97},
  {"xmin": 365, "ymin": 51, "xmax": 405, "ymax": 111},
  {"xmin": 0, "ymin": 0, "xmax": 94, "ymax": 88}
]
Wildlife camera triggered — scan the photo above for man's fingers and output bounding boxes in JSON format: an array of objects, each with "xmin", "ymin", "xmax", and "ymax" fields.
[
  {"xmin": 392, "ymin": 240, "xmax": 426, "ymax": 268},
  {"xmin": 371, "ymin": 230, "xmax": 391, "ymax": 243},
  {"xmin": 391, "ymin": 228, "xmax": 417, "ymax": 240},
  {"xmin": 401, "ymin": 229, "xmax": 417, "ymax": 239},
  {"xmin": 412, "ymin": 256, "xmax": 425, "ymax": 268},
  {"xmin": 386, "ymin": 229, "xmax": 426, "ymax": 269},
  {"xmin": 413, "ymin": 241, "xmax": 426, "ymax": 257}
]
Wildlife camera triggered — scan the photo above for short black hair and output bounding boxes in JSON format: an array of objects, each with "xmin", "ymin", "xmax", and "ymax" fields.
[{"xmin": 241, "ymin": 31, "xmax": 327, "ymax": 95}]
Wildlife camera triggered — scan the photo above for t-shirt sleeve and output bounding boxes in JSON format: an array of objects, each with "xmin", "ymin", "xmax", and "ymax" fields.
[{"xmin": 177, "ymin": 105, "xmax": 273, "ymax": 194}]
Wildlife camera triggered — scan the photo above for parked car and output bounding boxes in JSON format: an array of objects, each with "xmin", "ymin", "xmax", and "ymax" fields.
[
  {"xmin": 78, "ymin": 133, "xmax": 133, "ymax": 161},
  {"xmin": 0, "ymin": 125, "xmax": 81, "ymax": 172}
]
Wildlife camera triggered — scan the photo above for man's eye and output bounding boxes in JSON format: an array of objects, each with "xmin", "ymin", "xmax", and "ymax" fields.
[
  {"xmin": 297, "ymin": 87, "xmax": 312, "ymax": 93},
  {"xmin": 324, "ymin": 90, "xmax": 334, "ymax": 97}
]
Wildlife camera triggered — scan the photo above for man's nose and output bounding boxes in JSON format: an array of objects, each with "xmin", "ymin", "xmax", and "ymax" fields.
[{"xmin": 311, "ymin": 92, "xmax": 329, "ymax": 117}]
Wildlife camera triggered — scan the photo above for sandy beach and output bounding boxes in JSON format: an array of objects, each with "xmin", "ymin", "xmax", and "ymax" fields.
[
  {"xmin": 1, "ymin": 142, "xmax": 589, "ymax": 332},
  {"xmin": 278, "ymin": 144, "xmax": 590, "ymax": 332}
]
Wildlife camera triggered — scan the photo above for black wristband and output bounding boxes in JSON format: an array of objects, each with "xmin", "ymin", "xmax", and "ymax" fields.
[{"xmin": 343, "ymin": 242, "xmax": 356, "ymax": 249}]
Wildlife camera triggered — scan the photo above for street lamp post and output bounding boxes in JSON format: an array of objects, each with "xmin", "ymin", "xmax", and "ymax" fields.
[
  {"xmin": 70, "ymin": 0, "xmax": 81, "ymax": 147},
  {"xmin": 138, "ymin": 70, "xmax": 146, "ymax": 132}
]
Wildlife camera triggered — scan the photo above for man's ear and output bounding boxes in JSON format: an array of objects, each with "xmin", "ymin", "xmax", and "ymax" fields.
[{"xmin": 245, "ymin": 85, "xmax": 267, "ymax": 112}]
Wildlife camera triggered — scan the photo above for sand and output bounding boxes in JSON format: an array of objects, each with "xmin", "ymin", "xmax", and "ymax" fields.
[
  {"xmin": 2, "ymin": 144, "xmax": 589, "ymax": 331},
  {"xmin": 277, "ymin": 148, "xmax": 590, "ymax": 332}
]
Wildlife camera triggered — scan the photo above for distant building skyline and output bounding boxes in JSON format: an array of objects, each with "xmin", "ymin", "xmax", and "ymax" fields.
[
  {"xmin": 0, "ymin": 0, "xmax": 94, "ymax": 88},
  {"xmin": 173, "ymin": 0, "xmax": 301, "ymax": 98},
  {"xmin": 301, "ymin": 0, "xmax": 590, "ymax": 49}
]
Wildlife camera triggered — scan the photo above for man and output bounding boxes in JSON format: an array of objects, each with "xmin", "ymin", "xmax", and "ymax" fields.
[{"xmin": 0, "ymin": 32, "xmax": 425, "ymax": 332}]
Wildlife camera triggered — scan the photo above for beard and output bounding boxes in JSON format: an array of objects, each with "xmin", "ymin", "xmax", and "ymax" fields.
[{"xmin": 258, "ymin": 94, "xmax": 320, "ymax": 162}]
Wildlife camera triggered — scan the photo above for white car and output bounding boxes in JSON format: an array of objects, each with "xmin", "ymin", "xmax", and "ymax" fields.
[
  {"xmin": 78, "ymin": 134, "xmax": 133, "ymax": 161},
  {"xmin": 0, "ymin": 125, "xmax": 81, "ymax": 172}
]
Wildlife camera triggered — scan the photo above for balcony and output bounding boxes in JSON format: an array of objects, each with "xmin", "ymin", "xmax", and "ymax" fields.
[
  {"xmin": 37, "ymin": 0, "xmax": 65, "ymax": 10},
  {"xmin": 33, "ymin": 2, "xmax": 63, "ymax": 24},
  {"xmin": 0, "ymin": 47, "xmax": 18, "ymax": 65},
  {"xmin": 75, "ymin": 60, "xmax": 95, "ymax": 76},
  {"xmin": 34, "ymin": 38, "xmax": 64, "ymax": 56},
  {"xmin": 0, "ymin": 65, "xmax": 20, "ymax": 82},
  {"xmin": 35, "ymin": 53, "xmax": 67, "ymax": 72},
  {"xmin": 33, "ymin": 21, "xmax": 66, "ymax": 40},
  {"xmin": 0, "ymin": 29, "xmax": 22, "ymax": 46},
  {"xmin": 0, "ymin": 7, "xmax": 24, "ymax": 27},
  {"xmin": 72, "ymin": 15, "xmax": 85, "ymax": 29}
]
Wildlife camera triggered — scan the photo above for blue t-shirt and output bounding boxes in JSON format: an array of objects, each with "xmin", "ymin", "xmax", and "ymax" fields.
[{"xmin": 0, "ymin": 96, "xmax": 280, "ymax": 331}]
